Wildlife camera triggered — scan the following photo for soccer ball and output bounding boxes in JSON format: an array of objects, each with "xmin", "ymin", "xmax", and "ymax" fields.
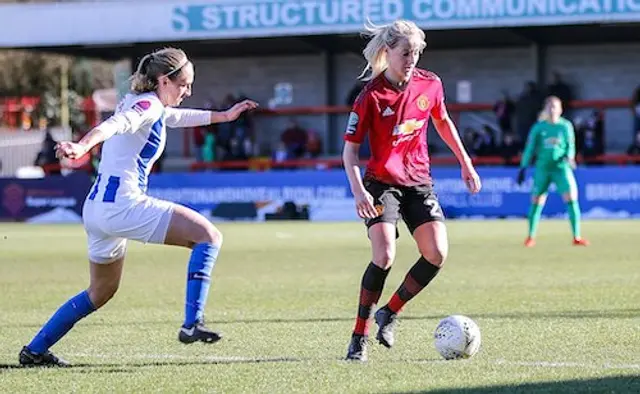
[{"xmin": 434, "ymin": 315, "xmax": 481, "ymax": 360}]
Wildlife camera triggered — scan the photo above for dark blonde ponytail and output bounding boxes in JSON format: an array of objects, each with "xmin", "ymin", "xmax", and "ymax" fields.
[{"xmin": 130, "ymin": 48, "xmax": 188, "ymax": 93}]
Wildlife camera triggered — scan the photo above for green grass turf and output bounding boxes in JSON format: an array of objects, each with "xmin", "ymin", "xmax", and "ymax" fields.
[{"xmin": 0, "ymin": 220, "xmax": 638, "ymax": 393}]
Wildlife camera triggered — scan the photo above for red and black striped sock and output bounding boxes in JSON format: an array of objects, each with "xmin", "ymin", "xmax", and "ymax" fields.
[
  {"xmin": 386, "ymin": 257, "xmax": 440, "ymax": 314},
  {"xmin": 353, "ymin": 262, "xmax": 390, "ymax": 336}
]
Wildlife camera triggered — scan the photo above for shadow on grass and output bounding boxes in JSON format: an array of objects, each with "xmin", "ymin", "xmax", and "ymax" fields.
[
  {"xmin": 384, "ymin": 375, "xmax": 640, "ymax": 394},
  {"xmin": 3, "ymin": 308, "xmax": 639, "ymax": 329},
  {"xmin": 0, "ymin": 356, "xmax": 305, "ymax": 373},
  {"xmin": 206, "ymin": 308, "xmax": 640, "ymax": 324}
]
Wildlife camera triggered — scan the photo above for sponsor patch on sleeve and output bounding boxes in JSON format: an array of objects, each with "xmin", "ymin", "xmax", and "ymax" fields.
[
  {"xmin": 132, "ymin": 100, "xmax": 152, "ymax": 115},
  {"xmin": 345, "ymin": 111, "xmax": 359, "ymax": 135}
]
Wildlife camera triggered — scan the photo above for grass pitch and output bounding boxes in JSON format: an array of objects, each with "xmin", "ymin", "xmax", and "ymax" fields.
[{"xmin": 0, "ymin": 220, "xmax": 638, "ymax": 393}]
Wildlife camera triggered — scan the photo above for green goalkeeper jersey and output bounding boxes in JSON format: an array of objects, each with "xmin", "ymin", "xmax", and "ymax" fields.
[{"xmin": 520, "ymin": 117, "xmax": 575, "ymax": 170}]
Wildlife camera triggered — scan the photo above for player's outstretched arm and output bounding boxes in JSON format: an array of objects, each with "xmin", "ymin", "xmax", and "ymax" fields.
[
  {"xmin": 163, "ymin": 99, "xmax": 259, "ymax": 129},
  {"xmin": 55, "ymin": 125, "xmax": 115, "ymax": 160},
  {"xmin": 55, "ymin": 102, "xmax": 158, "ymax": 160},
  {"xmin": 433, "ymin": 115, "xmax": 481, "ymax": 194},
  {"xmin": 211, "ymin": 99, "xmax": 259, "ymax": 124}
]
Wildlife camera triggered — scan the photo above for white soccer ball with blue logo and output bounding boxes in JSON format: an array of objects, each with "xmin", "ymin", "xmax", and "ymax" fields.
[{"xmin": 434, "ymin": 315, "xmax": 481, "ymax": 360}]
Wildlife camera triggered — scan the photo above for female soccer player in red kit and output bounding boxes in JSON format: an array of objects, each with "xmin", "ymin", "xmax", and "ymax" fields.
[{"xmin": 343, "ymin": 20, "xmax": 482, "ymax": 362}]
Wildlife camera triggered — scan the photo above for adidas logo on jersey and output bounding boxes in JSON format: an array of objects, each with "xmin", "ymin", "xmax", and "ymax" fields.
[{"xmin": 382, "ymin": 107, "xmax": 395, "ymax": 117}]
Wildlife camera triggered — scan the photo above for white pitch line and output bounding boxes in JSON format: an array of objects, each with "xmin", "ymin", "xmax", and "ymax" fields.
[{"xmin": 52, "ymin": 355, "xmax": 640, "ymax": 370}]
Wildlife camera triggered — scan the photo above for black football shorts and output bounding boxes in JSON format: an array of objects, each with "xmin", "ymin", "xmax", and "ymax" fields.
[{"xmin": 363, "ymin": 178, "xmax": 445, "ymax": 236}]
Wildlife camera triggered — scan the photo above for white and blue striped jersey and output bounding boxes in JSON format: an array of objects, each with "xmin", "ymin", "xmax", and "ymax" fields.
[{"xmin": 86, "ymin": 92, "xmax": 210, "ymax": 204}]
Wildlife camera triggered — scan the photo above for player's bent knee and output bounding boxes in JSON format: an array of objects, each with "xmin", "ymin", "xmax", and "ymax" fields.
[
  {"xmin": 196, "ymin": 223, "xmax": 223, "ymax": 247},
  {"xmin": 372, "ymin": 256, "xmax": 394, "ymax": 270},
  {"xmin": 87, "ymin": 281, "xmax": 119, "ymax": 309},
  {"xmin": 423, "ymin": 249, "xmax": 447, "ymax": 267},
  {"xmin": 372, "ymin": 249, "xmax": 395, "ymax": 270},
  {"xmin": 165, "ymin": 206, "xmax": 223, "ymax": 248}
]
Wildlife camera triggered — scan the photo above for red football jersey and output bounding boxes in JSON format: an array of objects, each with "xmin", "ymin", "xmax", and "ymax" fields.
[{"xmin": 344, "ymin": 68, "xmax": 447, "ymax": 186}]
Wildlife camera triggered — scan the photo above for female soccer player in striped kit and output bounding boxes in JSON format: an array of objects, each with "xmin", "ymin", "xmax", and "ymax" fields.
[
  {"xmin": 343, "ymin": 20, "xmax": 482, "ymax": 362},
  {"xmin": 19, "ymin": 48, "xmax": 258, "ymax": 367},
  {"xmin": 517, "ymin": 95, "xmax": 589, "ymax": 247}
]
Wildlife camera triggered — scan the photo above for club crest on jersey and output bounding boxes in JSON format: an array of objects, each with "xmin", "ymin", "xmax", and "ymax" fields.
[
  {"xmin": 417, "ymin": 95, "xmax": 429, "ymax": 111},
  {"xmin": 345, "ymin": 111, "xmax": 359, "ymax": 135},
  {"xmin": 132, "ymin": 100, "xmax": 151, "ymax": 115}
]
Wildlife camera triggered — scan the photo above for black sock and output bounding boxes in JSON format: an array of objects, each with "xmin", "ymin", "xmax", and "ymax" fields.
[
  {"xmin": 387, "ymin": 257, "xmax": 440, "ymax": 313},
  {"xmin": 354, "ymin": 262, "xmax": 390, "ymax": 336}
]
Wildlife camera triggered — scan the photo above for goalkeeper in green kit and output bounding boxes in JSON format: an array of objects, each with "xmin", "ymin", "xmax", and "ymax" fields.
[{"xmin": 517, "ymin": 96, "xmax": 589, "ymax": 247}]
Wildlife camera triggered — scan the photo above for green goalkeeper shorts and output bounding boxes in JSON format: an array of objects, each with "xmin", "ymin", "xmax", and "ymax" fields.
[{"xmin": 532, "ymin": 166, "xmax": 577, "ymax": 196}]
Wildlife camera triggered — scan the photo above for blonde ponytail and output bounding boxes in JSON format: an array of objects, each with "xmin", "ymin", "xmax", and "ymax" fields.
[
  {"xmin": 358, "ymin": 19, "xmax": 426, "ymax": 81},
  {"xmin": 358, "ymin": 20, "xmax": 389, "ymax": 80}
]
